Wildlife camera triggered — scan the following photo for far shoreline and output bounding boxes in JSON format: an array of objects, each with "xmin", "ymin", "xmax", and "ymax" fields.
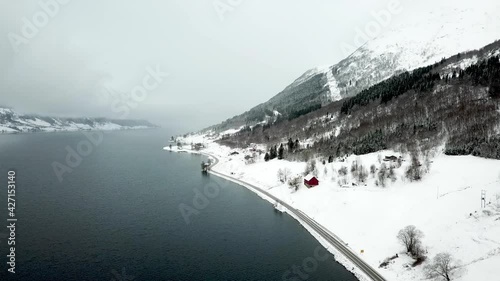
[{"xmin": 0, "ymin": 126, "xmax": 158, "ymax": 136}]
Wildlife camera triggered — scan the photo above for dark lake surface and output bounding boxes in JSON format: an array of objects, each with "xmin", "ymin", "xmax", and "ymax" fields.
[{"xmin": 0, "ymin": 129, "xmax": 358, "ymax": 281}]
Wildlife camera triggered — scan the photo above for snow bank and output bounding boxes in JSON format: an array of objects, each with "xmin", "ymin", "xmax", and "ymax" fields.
[{"xmin": 165, "ymin": 134, "xmax": 500, "ymax": 281}]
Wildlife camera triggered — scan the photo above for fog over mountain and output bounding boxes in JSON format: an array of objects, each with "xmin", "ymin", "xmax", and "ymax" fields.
[
  {"xmin": 1, "ymin": 0, "xmax": 497, "ymax": 132},
  {"xmin": 206, "ymin": 2, "xmax": 500, "ymax": 131}
]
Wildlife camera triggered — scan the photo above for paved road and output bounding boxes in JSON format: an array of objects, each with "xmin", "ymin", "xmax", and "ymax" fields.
[{"xmin": 205, "ymin": 154, "xmax": 387, "ymax": 281}]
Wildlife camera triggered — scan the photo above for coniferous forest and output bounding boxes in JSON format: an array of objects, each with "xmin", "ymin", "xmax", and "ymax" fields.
[{"xmin": 217, "ymin": 41, "xmax": 500, "ymax": 161}]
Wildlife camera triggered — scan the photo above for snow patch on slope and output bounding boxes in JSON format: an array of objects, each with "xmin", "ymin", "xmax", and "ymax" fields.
[
  {"xmin": 370, "ymin": 6, "xmax": 500, "ymax": 71},
  {"xmin": 321, "ymin": 66, "xmax": 342, "ymax": 101},
  {"xmin": 319, "ymin": 2, "xmax": 500, "ymax": 102}
]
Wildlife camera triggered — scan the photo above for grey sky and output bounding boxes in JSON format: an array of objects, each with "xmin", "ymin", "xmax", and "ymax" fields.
[{"xmin": 0, "ymin": 0, "xmax": 476, "ymax": 131}]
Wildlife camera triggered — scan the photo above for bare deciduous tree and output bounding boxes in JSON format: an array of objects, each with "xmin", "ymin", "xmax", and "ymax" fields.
[
  {"xmin": 397, "ymin": 225, "xmax": 424, "ymax": 255},
  {"xmin": 357, "ymin": 164, "xmax": 368, "ymax": 183},
  {"xmin": 412, "ymin": 241, "xmax": 426, "ymax": 261},
  {"xmin": 406, "ymin": 152, "xmax": 422, "ymax": 181},
  {"xmin": 370, "ymin": 164, "xmax": 376, "ymax": 177},
  {"xmin": 304, "ymin": 159, "xmax": 318, "ymax": 177},
  {"xmin": 338, "ymin": 166, "xmax": 348, "ymax": 176},
  {"xmin": 277, "ymin": 169, "xmax": 285, "ymax": 183},
  {"xmin": 388, "ymin": 165, "xmax": 396, "ymax": 182},
  {"xmin": 288, "ymin": 175, "xmax": 302, "ymax": 191},
  {"xmin": 277, "ymin": 168, "xmax": 291, "ymax": 183},
  {"xmin": 424, "ymin": 252, "xmax": 463, "ymax": 281},
  {"xmin": 378, "ymin": 163, "xmax": 388, "ymax": 187}
]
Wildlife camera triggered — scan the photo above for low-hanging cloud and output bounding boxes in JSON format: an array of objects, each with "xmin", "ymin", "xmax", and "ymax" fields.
[{"xmin": 1, "ymin": 0, "xmax": 493, "ymax": 132}]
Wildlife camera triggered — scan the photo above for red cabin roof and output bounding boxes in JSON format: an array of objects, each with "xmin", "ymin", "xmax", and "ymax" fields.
[{"xmin": 304, "ymin": 176, "xmax": 319, "ymax": 188}]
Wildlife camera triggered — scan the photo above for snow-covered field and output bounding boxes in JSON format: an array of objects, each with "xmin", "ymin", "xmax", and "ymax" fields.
[{"xmin": 165, "ymin": 134, "xmax": 500, "ymax": 281}]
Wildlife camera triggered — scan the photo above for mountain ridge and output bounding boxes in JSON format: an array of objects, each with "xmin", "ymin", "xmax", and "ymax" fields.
[
  {"xmin": 0, "ymin": 107, "xmax": 157, "ymax": 134},
  {"xmin": 205, "ymin": 4, "xmax": 500, "ymax": 133},
  {"xmin": 215, "ymin": 38, "xmax": 500, "ymax": 160}
]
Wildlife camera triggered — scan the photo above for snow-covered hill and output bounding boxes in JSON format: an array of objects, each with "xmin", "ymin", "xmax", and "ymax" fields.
[
  {"xmin": 168, "ymin": 134, "xmax": 500, "ymax": 281},
  {"xmin": 209, "ymin": 2, "xmax": 500, "ymax": 132},
  {"xmin": 188, "ymin": 2, "xmax": 500, "ymax": 280},
  {"xmin": 326, "ymin": 4, "xmax": 500, "ymax": 101},
  {"xmin": 0, "ymin": 108, "xmax": 156, "ymax": 134}
]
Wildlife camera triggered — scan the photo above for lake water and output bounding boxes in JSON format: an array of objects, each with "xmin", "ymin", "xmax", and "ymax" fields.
[{"xmin": 0, "ymin": 129, "xmax": 358, "ymax": 281}]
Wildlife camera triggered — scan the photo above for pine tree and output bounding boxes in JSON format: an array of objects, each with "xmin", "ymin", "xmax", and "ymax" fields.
[
  {"xmin": 264, "ymin": 153, "xmax": 270, "ymax": 162},
  {"xmin": 287, "ymin": 138, "xmax": 294, "ymax": 152},
  {"xmin": 270, "ymin": 145, "xmax": 277, "ymax": 159},
  {"xmin": 490, "ymin": 81, "xmax": 500, "ymax": 99},
  {"xmin": 278, "ymin": 144, "xmax": 284, "ymax": 160},
  {"xmin": 328, "ymin": 155, "xmax": 334, "ymax": 163}
]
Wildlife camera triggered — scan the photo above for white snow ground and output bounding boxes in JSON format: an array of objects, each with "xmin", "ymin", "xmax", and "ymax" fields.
[{"xmin": 165, "ymin": 135, "xmax": 500, "ymax": 281}]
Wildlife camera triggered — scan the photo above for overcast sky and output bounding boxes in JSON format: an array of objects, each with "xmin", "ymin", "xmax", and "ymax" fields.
[{"xmin": 0, "ymin": 0, "xmax": 484, "ymax": 132}]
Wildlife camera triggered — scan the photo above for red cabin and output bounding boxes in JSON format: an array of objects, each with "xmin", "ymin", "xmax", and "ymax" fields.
[{"xmin": 304, "ymin": 176, "xmax": 319, "ymax": 188}]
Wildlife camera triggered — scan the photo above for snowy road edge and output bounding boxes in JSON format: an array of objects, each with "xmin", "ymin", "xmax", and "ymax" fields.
[{"xmin": 166, "ymin": 147, "xmax": 387, "ymax": 281}]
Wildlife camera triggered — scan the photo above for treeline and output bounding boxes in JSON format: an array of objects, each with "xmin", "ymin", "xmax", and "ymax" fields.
[
  {"xmin": 341, "ymin": 65, "xmax": 441, "ymax": 114},
  {"xmin": 340, "ymin": 54, "xmax": 500, "ymax": 117},
  {"xmin": 264, "ymin": 138, "xmax": 301, "ymax": 161},
  {"xmin": 316, "ymin": 67, "xmax": 499, "ymax": 159},
  {"xmin": 288, "ymin": 104, "xmax": 321, "ymax": 121},
  {"xmin": 442, "ymin": 55, "xmax": 500, "ymax": 158},
  {"xmin": 445, "ymin": 135, "xmax": 500, "ymax": 159},
  {"xmin": 351, "ymin": 129, "xmax": 387, "ymax": 155},
  {"xmin": 464, "ymin": 55, "xmax": 500, "ymax": 98},
  {"xmin": 217, "ymin": 50, "xmax": 500, "ymax": 161}
]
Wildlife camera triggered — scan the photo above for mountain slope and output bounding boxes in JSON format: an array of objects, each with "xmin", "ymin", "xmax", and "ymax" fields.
[
  {"xmin": 208, "ymin": 3, "xmax": 500, "ymax": 132},
  {"xmin": 174, "ymin": 42, "xmax": 500, "ymax": 280},
  {"xmin": 217, "ymin": 39, "xmax": 500, "ymax": 159},
  {"xmin": 0, "ymin": 107, "xmax": 157, "ymax": 134}
]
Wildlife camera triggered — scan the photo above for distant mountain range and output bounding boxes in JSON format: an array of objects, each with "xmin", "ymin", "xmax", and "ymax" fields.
[
  {"xmin": 0, "ymin": 107, "xmax": 157, "ymax": 134},
  {"xmin": 207, "ymin": 4, "xmax": 500, "ymax": 132}
]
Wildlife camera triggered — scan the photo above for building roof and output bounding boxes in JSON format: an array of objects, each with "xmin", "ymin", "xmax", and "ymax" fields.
[{"xmin": 304, "ymin": 175, "xmax": 317, "ymax": 181}]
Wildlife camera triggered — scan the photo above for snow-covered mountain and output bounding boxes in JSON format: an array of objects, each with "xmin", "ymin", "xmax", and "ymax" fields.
[
  {"xmin": 0, "ymin": 107, "xmax": 156, "ymax": 134},
  {"xmin": 209, "ymin": 3, "xmax": 500, "ymax": 132},
  {"xmin": 322, "ymin": 4, "xmax": 500, "ymax": 101}
]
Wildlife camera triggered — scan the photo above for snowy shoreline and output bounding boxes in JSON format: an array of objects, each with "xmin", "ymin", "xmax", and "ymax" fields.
[
  {"xmin": 164, "ymin": 136, "xmax": 500, "ymax": 281},
  {"xmin": 0, "ymin": 107, "xmax": 157, "ymax": 134},
  {"xmin": 164, "ymin": 145, "xmax": 373, "ymax": 281},
  {"xmin": 0, "ymin": 126, "xmax": 156, "ymax": 135}
]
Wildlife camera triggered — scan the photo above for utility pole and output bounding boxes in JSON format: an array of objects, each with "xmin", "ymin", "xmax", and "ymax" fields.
[{"xmin": 481, "ymin": 190, "xmax": 486, "ymax": 208}]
